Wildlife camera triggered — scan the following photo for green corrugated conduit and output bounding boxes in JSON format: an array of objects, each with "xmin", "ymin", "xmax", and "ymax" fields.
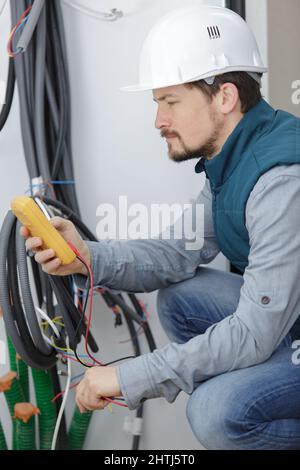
[
  {"xmin": 7, "ymin": 335, "xmax": 29, "ymax": 401},
  {"xmin": 5, "ymin": 335, "xmax": 30, "ymax": 450},
  {"xmin": 1, "ymin": 374, "xmax": 25, "ymax": 450},
  {"xmin": 0, "ymin": 420, "xmax": 7, "ymax": 450},
  {"xmin": 14, "ymin": 419, "xmax": 35, "ymax": 450},
  {"xmin": 14, "ymin": 409, "xmax": 37, "ymax": 451},
  {"xmin": 68, "ymin": 407, "xmax": 93, "ymax": 450},
  {"xmin": 31, "ymin": 369, "xmax": 57, "ymax": 449}
]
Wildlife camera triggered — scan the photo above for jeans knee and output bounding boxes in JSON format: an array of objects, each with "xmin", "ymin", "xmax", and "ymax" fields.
[
  {"xmin": 157, "ymin": 286, "xmax": 173, "ymax": 322},
  {"xmin": 186, "ymin": 385, "xmax": 249, "ymax": 450},
  {"xmin": 157, "ymin": 286, "xmax": 180, "ymax": 342}
]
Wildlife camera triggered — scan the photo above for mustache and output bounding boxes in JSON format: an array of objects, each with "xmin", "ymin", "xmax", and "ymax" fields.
[{"xmin": 160, "ymin": 130, "xmax": 180, "ymax": 139}]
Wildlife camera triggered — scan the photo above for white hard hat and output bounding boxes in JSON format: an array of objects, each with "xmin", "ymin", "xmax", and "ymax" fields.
[{"xmin": 121, "ymin": 5, "xmax": 267, "ymax": 92}]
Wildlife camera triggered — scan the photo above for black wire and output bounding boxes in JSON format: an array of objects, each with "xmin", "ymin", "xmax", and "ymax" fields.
[
  {"xmin": 74, "ymin": 349, "xmax": 92, "ymax": 369},
  {"xmin": 102, "ymin": 356, "xmax": 137, "ymax": 366},
  {"xmin": 73, "ymin": 254, "xmax": 91, "ymax": 359},
  {"xmin": 48, "ymin": 0, "xmax": 67, "ymax": 181},
  {"xmin": 0, "ymin": 58, "xmax": 15, "ymax": 132}
]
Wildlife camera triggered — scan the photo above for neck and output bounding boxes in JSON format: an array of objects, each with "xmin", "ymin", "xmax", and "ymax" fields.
[{"xmin": 207, "ymin": 111, "xmax": 244, "ymax": 161}]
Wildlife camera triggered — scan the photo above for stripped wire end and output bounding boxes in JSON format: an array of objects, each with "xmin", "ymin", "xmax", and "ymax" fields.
[{"xmin": 7, "ymin": 6, "xmax": 32, "ymax": 58}]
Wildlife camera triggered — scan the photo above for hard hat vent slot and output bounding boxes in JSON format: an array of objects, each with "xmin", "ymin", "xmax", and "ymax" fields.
[{"xmin": 207, "ymin": 26, "xmax": 221, "ymax": 40}]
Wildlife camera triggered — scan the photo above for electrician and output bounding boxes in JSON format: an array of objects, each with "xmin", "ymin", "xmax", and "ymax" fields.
[{"xmin": 21, "ymin": 6, "xmax": 300, "ymax": 449}]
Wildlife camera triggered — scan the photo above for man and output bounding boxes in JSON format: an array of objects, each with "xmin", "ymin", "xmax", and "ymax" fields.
[{"xmin": 22, "ymin": 6, "xmax": 300, "ymax": 449}]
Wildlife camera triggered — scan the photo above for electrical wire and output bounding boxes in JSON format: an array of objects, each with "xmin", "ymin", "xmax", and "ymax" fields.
[
  {"xmin": 0, "ymin": 58, "xmax": 15, "ymax": 132},
  {"xmin": 62, "ymin": 0, "xmax": 123, "ymax": 22},
  {"xmin": 16, "ymin": 0, "xmax": 45, "ymax": 54},
  {"xmin": 7, "ymin": 5, "xmax": 32, "ymax": 57},
  {"xmin": 51, "ymin": 337, "xmax": 71, "ymax": 451},
  {"xmin": 52, "ymin": 381, "xmax": 127, "ymax": 409},
  {"xmin": 37, "ymin": 307, "xmax": 60, "ymax": 339}
]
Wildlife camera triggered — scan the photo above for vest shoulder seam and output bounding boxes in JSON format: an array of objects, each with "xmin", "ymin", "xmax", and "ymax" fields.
[{"xmin": 247, "ymin": 172, "xmax": 300, "ymax": 211}]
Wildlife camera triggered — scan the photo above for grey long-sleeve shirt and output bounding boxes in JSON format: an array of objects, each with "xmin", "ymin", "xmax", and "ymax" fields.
[{"xmin": 75, "ymin": 164, "xmax": 300, "ymax": 410}]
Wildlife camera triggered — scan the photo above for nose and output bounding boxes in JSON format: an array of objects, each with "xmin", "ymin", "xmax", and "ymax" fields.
[{"xmin": 155, "ymin": 108, "xmax": 171, "ymax": 130}]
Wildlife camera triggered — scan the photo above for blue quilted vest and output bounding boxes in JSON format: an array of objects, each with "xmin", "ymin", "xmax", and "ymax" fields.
[{"xmin": 195, "ymin": 99, "xmax": 300, "ymax": 273}]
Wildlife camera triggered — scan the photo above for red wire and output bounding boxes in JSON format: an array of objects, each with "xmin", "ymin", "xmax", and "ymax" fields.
[
  {"xmin": 52, "ymin": 382, "xmax": 79, "ymax": 403},
  {"xmin": 64, "ymin": 242, "xmax": 129, "ymax": 409},
  {"xmin": 7, "ymin": 6, "xmax": 32, "ymax": 57},
  {"xmin": 52, "ymin": 381, "xmax": 128, "ymax": 408},
  {"xmin": 68, "ymin": 242, "xmax": 104, "ymax": 366}
]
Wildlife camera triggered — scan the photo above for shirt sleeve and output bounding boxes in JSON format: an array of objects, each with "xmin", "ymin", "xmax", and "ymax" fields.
[
  {"xmin": 117, "ymin": 170, "xmax": 300, "ymax": 409},
  {"xmin": 73, "ymin": 179, "xmax": 220, "ymax": 293}
]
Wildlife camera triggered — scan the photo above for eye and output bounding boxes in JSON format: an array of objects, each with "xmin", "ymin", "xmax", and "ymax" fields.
[{"xmin": 167, "ymin": 102, "xmax": 178, "ymax": 107}]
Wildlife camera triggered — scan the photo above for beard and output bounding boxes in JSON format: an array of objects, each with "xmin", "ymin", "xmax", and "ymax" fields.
[
  {"xmin": 161, "ymin": 112, "xmax": 223, "ymax": 163},
  {"xmin": 167, "ymin": 135, "xmax": 219, "ymax": 163}
]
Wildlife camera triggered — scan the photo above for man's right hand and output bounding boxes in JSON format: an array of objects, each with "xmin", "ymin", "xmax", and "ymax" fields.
[{"xmin": 20, "ymin": 217, "xmax": 91, "ymax": 277}]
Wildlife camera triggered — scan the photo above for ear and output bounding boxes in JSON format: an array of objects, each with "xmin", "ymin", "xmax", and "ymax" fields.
[{"xmin": 216, "ymin": 83, "xmax": 240, "ymax": 115}]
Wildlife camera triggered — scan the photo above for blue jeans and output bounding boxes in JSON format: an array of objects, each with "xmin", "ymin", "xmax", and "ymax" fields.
[{"xmin": 157, "ymin": 267, "xmax": 300, "ymax": 450}]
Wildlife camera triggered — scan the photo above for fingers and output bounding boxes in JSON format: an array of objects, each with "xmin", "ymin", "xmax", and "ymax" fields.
[
  {"xmin": 75, "ymin": 381, "xmax": 110, "ymax": 413},
  {"xmin": 20, "ymin": 226, "xmax": 30, "ymax": 238},
  {"xmin": 76, "ymin": 399, "xmax": 86, "ymax": 414},
  {"xmin": 34, "ymin": 248, "xmax": 55, "ymax": 264},
  {"xmin": 25, "ymin": 236, "xmax": 43, "ymax": 253},
  {"xmin": 40, "ymin": 257, "xmax": 62, "ymax": 274},
  {"xmin": 76, "ymin": 398, "xmax": 109, "ymax": 413},
  {"xmin": 50, "ymin": 217, "xmax": 73, "ymax": 231}
]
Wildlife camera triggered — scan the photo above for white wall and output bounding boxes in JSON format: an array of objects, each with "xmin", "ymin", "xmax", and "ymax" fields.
[
  {"xmin": 267, "ymin": 0, "xmax": 300, "ymax": 116},
  {"xmin": 246, "ymin": 0, "xmax": 269, "ymax": 101},
  {"xmin": 246, "ymin": 0, "xmax": 300, "ymax": 115}
]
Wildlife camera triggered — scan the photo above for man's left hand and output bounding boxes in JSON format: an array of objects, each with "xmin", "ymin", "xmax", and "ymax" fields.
[{"xmin": 75, "ymin": 366, "xmax": 122, "ymax": 413}]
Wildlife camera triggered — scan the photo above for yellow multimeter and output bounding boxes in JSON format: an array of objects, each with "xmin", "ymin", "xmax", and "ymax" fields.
[{"xmin": 11, "ymin": 196, "xmax": 76, "ymax": 265}]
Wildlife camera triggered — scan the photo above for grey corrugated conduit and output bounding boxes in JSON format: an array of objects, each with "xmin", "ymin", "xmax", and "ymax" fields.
[
  {"xmin": 0, "ymin": 211, "xmax": 56, "ymax": 369},
  {"xmin": 15, "ymin": 221, "xmax": 52, "ymax": 355}
]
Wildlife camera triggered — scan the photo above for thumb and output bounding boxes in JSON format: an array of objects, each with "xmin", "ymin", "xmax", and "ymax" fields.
[
  {"xmin": 49, "ymin": 217, "xmax": 68, "ymax": 230},
  {"xmin": 20, "ymin": 226, "xmax": 30, "ymax": 238}
]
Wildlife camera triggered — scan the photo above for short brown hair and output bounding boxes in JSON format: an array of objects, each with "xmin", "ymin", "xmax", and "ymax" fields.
[{"xmin": 185, "ymin": 72, "xmax": 262, "ymax": 113}]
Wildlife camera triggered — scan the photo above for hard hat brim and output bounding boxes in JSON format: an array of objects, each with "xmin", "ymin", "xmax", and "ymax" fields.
[
  {"xmin": 120, "ymin": 66, "xmax": 268, "ymax": 93},
  {"xmin": 120, "ymin": 84, "xmax": 158, "ymax": 92}
]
